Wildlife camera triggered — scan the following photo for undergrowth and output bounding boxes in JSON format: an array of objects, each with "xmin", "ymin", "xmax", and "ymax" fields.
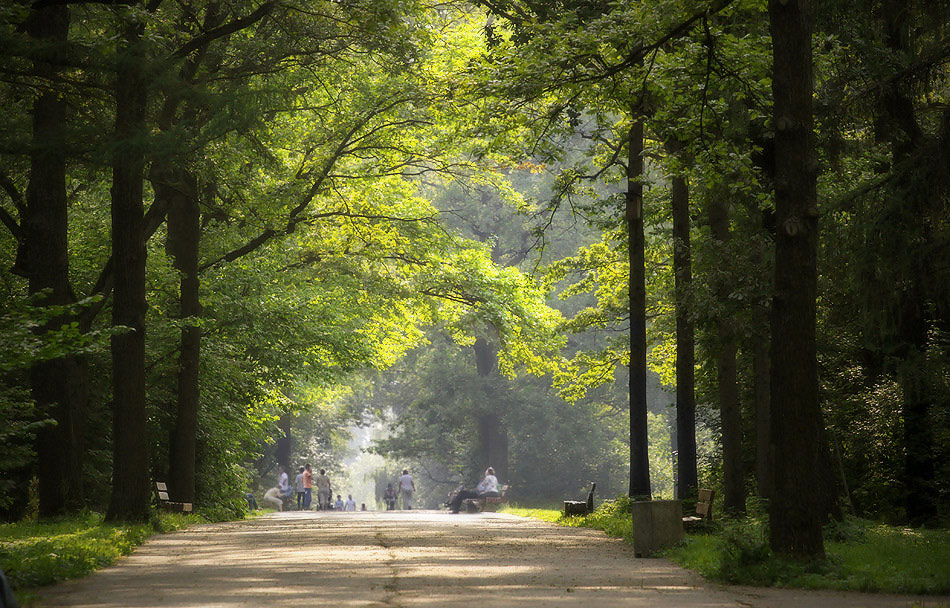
[{"xmin": 0, "ymin": 510, "xmax": 200, "ymax": 592}]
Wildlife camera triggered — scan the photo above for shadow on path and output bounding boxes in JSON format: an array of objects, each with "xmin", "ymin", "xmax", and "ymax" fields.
[{"xmin": 34, "ymin": 511, "xmax": 948, "ymax": 607}]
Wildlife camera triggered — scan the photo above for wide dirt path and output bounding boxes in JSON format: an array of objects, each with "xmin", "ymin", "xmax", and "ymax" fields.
[{"xmin": 35, "ymin": 511, "xmax": 947, "ymax": 607}]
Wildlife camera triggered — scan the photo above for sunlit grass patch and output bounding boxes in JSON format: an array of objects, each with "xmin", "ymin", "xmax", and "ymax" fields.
[
  {"xmin": 500, "ymin": 505, "xmax": 562, "ymax": 523},
  {"xmin": 665, "ymin": 516, "xmax": 950, "ymax": 595},
  {"xmin": 0, "ymin": 511, "xmax": 199, "ymax": 592}
]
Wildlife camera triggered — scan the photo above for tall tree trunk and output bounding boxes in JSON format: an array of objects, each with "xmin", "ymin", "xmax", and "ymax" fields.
[
  {"xmin": 23, "ymin": 4, "xmax": 87, "ymax": 517},
  {"xmin": 627, "ymin": 119, "xmax": 650, "ymax": 499},
  {"xmin": 708, "ymin": 197, "xmax": 744, "ymax": 516},
  {"xmin": 669, "ymin": 153, "xmax": 697, "ymax": 501},
  {"xmin": 106, "ymin": 15, "xmax": 151, "ymax": 523},
  {"xmin": 767, "ymin": 0, "xmax": 824, "ymax": 557},
  {"xmin": 473, "ymin": 337, "xmax": 508, "ymax": 482},
  {"xmin": 477, "ymin": 413, "xmax": 508, "ymax": 483},
  {"xmin": 159, "ymin": 167, "xmax": 201, "ymax": 504},
  {"xmin": 753, "ymin": 340, "xmax": 770, "ymax": 500}
]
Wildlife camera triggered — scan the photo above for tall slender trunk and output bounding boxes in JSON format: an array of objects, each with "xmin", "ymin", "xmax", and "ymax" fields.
[
  {"xmin": 160, "ymin": 167, "xmax": 201, "ymax": 504},
  {"xmin": 753, "ymin": 340, "xmax": 770, "ymax": 500},
  {"xmin": 708, "ymin": 197, "xmax": 744, "ymax": 516},
  {"xmin": 670, "ymin": 155, "xmax": 697, "ymax": 501},
  {"xmin": 23, "ymin": 4, "xmax": 87, "ymax": 517},
  {"xmin": 768, "ymin": 0, "xmax": 824, "ymax": 557},
  {"xmin": 106, "ymin": 15, "xmax": 151, "ymax": 523},
  {"xmin": 627, "ymin": 119, "xmax": 650, "ymax": 499},
  {"xmin": 473, "ymin": 337, "xmax": 508, "ymax": 482}
]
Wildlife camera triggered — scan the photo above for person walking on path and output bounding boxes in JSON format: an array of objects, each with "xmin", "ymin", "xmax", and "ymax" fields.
[
  {"xmin": 302, "ymin": 464, "xmax": 314, "ymax": 510},
  {"xmin": 316, "ymin": 468, "xmax": 331, "ymax": 510},
  {"xmin": 398, "ymin": 469, "xmax": 415, "ymax": 510},
  {"xmin": 294, "ymin": 467, "xmax": 305, "ymax": 510},
  {"xmin": 344, "ymin": 495, "xmax": 357, "ymax": 511}
]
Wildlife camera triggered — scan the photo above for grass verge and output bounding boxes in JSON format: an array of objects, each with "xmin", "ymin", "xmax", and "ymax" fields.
[
  {"xmin": 503, "ymin": 499, "xmax": 950, "ymax": 595},
  {"xmin": 0, "ymin": 510, "xmax": 200, "ymax": 597}
]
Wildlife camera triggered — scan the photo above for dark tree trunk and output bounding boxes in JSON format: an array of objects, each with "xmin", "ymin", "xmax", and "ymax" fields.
[
  {"xmin": 670, "ymin": 159, "xmax": 697, "ymax": 501},
  {"xmin": 708, "ymin": 196, "xmax": 744, "ymax": 516},
  {"xmin": 22, "ymin": 4, "xmax": 87, "ymax": 517},
  {"xmin": 472, "ymin": 337, "xmax": 508, "ymax": 482},
  {"xmin": 753, "ymin": 340, "xmax": 770, "ymax": 500},
  {"xmin": 159, "ymin": 167, "xmax": 201, "ymax": 504},
  {"xmin": 900, "ymin": 358, "xmax": 937, "ymax": 525},
  {"xmin": 477, "ymin": 413, "xmax": 508, "ymax": 483},
  {"xmin": 767, "ymin": 0, "xmax": 824, "ymax": 557},
  {"xmin": 627, "ymin": 119, "xmax": 650, "ymax": 500},
  {"xmin": 106, "ymin": 16, "xmax": 151, "ymax": 523}
]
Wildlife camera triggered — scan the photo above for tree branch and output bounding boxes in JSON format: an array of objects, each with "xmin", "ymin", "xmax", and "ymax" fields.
[{"xmin": 169, "ymin": 2, "xmax": 276, "ymax": 60}]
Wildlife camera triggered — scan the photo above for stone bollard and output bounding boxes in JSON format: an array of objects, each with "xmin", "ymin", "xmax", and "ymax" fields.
[{"xmin": 630, "ymin": 500, "xmax": 684, "ymax": 557}]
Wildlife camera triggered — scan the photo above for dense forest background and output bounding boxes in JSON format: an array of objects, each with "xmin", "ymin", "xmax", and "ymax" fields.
[{"xmin": 1, "ymin": 0, "xmax": 947, "ymax": 559}]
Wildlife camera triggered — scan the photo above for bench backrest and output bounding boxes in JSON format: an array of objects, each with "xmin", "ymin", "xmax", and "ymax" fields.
[
  {"xmin": 695, "ymin": 488, "xmax": 714, "ymax": 519},
  {"xmin": 155, "ymin": 481, "xmax": 170, "ymax": 502}
]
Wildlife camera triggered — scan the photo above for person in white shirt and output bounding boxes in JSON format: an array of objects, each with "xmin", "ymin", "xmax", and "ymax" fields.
[
  {"xmin": 277, "ymin": 467, "xmax": 292, "ymax": 508},
  {"xmin": 449, "ymin": 467, "xmax": 500, "ymax": 514},
  {"xmin": 344, "ymin": 494, "xmax": 357, "ymax": 511},
  {"xmin": 398, "ymin": 470, "xmax": 415, "ymax": 510}
]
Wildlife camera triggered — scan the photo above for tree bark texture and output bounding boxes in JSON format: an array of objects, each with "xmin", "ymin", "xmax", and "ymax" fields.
[
  {"xmin": 627, "ymin": 120, "xmax": 651, "ymax": 500},
  {"xmin": 159, "ymin": 167, "xmax": 201, "ymax": 504},
  {"xmin": 671, "ymin": 170, "xmax": 698, "ymax": 501},
  {"xmin": 708, "ymin": 196, "xmax": 745, "ymax": 516},
  {"xmin": 767, "ymin": 0, "xmax": 825, "ymax": 557},
  {"xmin": 23, "ymin": 4, "xmax": 87, "ymax": 517},
  {"xmin": 106, "ymin": 17, "xmax": 151, "ymax": 523},
  {"xmin": 753, "ymin": 341, "xmax": 770, "ymax": 500}
]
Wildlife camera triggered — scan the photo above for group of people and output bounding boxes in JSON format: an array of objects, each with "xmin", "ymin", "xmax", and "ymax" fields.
[
  {"xmin": 261, "ymin": 465, "xmax": 502, "ymax": 513},
  {"xmin": 382, "ymin": 469, "xmax": 416, "ymax": 510},
  {"xmin": 262, "ymin": 464, "xmax": 363, "ymax": 512}
]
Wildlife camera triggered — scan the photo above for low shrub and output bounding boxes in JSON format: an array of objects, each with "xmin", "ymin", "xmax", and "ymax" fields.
[{"xmin": 0, "ymin": 510, "xmax": 199, "ymax": 591}]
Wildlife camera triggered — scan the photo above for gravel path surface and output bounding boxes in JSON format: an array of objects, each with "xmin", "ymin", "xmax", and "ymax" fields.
[{"xmin": 34, "ymin": 511, "xmax": 948, "ymax": 607}]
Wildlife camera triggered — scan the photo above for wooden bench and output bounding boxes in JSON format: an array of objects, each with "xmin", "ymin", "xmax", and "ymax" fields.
[
  {"xmin": 564, "ymin": 483, "xmax": 596, "ymax": 516},
  {"xmin": 462, "ymin": 485, "xmax": 510, "ymax": 512},
  {"xmin": 155, "ymin": 481, "xmax": 193, "ymax": 513},
  {"xmin": 682, "ymin": 488, "xmax": 714, "ymax": 531}
]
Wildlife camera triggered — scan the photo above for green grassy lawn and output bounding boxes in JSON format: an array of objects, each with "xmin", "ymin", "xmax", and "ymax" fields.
[
  {"xmin": 502, "ymin": 502, "xmax": 950, "ymax": 595},
  {"xmin": 0, "ymin": 511, "xmax": 199, "ymax": 597}
]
